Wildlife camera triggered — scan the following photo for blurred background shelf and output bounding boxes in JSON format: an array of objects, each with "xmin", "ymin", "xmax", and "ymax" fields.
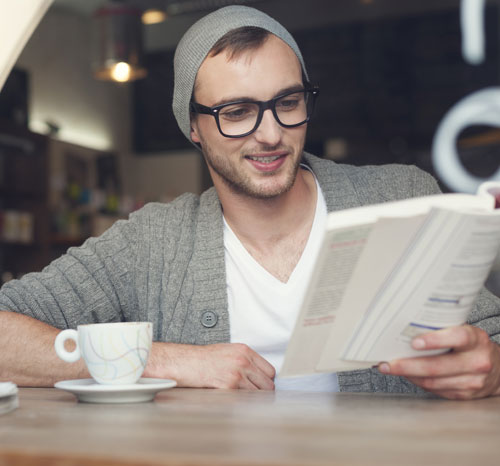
[{"xmin": 0, "ymin": 121, "xmax": 124, "ymax": 285}]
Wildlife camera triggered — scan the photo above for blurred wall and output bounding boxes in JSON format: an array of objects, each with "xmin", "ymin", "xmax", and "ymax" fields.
[{"xmin": 15, "ymin": 6, "xmax": 202, "ymax": 201}]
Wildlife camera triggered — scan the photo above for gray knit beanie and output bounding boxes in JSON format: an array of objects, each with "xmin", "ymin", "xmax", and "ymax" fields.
[{"xmin": 173, "ymin": 5, "xmax": 309, "ymax": 143}]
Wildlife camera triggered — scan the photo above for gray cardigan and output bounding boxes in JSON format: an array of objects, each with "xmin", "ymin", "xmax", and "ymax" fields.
[{"xmin": 1, "ymin": 154, "xmax": 499, "ymax": 394}]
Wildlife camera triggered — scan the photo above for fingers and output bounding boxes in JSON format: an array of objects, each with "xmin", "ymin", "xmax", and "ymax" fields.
[
  {"xmin": 247, "ymin": 368, "xmax": 275, "ymax": 390},
  {"xmin": 237, "ymin": 376, "xmax": 262, "ymax": 391},
  {"xmin": 205, "ymin": 343, "xmax": 276, "ymax": 390},
  {"xmin": 251, "ymin": 352, "xmax": 276, "ymax": 379},
  {"xmin": 155, "ymin": 342, "xmax": 276, "ymax": 390},
  {"xmin": 410, "ymin": 325, "xmax": 482, "ymax": 352},
  {"xmin": 376, "ymin": 325, "xmax": 500, "ymax": 399},
  {"xmin": 237, "ymin": 346, "xmax": 275, "ymax": 390},
  {"xmin": 378, "ymin": 325, "xmax": 490, "ymax": 378},
  {"xmin": 379, "ymin": 346, "xmax": 491, "ymax": 378},
  {"xmin": 231, "ymin": 349, "xmax": 275, "ymax": 390}
]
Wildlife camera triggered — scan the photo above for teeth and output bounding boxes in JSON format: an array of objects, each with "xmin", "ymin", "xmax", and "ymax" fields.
[{"xmin": 247, "ymin": 155, "xmax": 280, "ymax": 163}]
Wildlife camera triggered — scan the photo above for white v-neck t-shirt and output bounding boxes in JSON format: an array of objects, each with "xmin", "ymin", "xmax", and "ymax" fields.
[{"xmin": 224, "ymin": 169, "xmax": 339, "ymax": 392}]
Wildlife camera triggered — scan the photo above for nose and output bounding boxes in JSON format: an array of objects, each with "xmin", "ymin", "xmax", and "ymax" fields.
[{"xmin": 253, "ymin": 109, "xmax": 282, "ymax": 146}]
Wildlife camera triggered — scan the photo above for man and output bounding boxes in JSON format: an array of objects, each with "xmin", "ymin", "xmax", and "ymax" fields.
[{"xmin": 1, "ymin": 6, "xmax": 499, "ymax": 398}]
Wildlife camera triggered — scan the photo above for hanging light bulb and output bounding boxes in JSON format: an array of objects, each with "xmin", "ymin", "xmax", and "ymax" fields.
[
  {"xmin": 142, "ymin": 8, "xmax": 167, "ymax": 25},
  {"xmin": 109, "ymin": 62, "xmax": 132, "ymax": 82},
  {"xmin": 92, "ymin": 2, "xmax": 147, "ymax": 82}
]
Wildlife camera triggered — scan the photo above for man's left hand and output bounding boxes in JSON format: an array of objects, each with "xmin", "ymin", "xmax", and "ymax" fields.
[{"xmin": 377, "ymin": 325, "xmax": 500, "ymax": 399}]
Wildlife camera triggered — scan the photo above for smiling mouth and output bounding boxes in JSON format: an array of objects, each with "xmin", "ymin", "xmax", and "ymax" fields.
[{"xmin": 245, "ymin": 154, "xmax": 285, "ymax": 163}]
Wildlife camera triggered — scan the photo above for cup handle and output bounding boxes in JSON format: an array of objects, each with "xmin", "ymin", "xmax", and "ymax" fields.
[{"xmin": 54, "ymin": 329, "xmax": 81, "ymax": 363}]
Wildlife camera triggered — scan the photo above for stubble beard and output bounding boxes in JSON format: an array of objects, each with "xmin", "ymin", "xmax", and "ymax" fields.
[{"xmin": 200, "ymin": 138, "xmax": 303, "ymax": 200}]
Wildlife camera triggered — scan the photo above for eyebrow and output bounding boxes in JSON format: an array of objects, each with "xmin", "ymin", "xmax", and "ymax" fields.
[{"xmin": 210, "ymin": 84, "xmax": 306, "ymax": 107}]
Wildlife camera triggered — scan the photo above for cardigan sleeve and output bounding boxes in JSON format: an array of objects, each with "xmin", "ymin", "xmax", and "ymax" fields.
[{"xmin": 0, "ymin": 210, "xmax": 142, "ymax": 330}]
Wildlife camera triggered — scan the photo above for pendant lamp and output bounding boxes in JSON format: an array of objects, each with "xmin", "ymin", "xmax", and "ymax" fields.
[{"xmin": 92, "ymin": 1, "xmax": 147, "ymax": 82}]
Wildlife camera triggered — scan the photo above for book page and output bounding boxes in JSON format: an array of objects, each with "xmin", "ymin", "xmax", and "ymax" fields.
[
  {"xmin": 0, "ymin": 0, "xmax": 53, "ymax": 90},
  {"xmin": 312, "ymin": 214, "xmax": 428, "ymax": 372},
  {"xmin": 280, "ymin": 183, "xmax": 500, "ymax": 378},
  {"xmin": 325, "ymin": 192, "xmax": 494, "ymax": 231},
  {"xmin": 343, "ymin": 210, "xmax": 500, "ymax": 363},
  {"xmin": 317, "ymin": 208, "xmax": 500, "ymax": 371},
  {"xmin": 279, "ymin": 224, "xmax": 376, "ymax": 377}
]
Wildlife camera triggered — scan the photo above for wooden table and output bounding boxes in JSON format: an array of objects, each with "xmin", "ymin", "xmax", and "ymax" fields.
[{"xmin": 1, "ymin": 387, "xmax": 499, "ymax": 466}]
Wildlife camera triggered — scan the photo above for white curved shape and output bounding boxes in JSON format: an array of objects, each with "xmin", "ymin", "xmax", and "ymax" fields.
[
  {"xmin": 432, "ymin": 87, "xmax": 500, "ymax": 193},
  {"xmin": 54, "ymin": 329, "xmax": 81, "ymax": 363},
  {"xmin": 461, "ymin": 0, "xmax": 486, "ymax": 65},
  {"xmin": 0, "ymin": 0, "xmax": 53, "ymax": 90}
]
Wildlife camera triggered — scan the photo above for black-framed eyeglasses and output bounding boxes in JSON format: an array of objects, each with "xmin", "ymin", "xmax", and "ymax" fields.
[{"xmin": 190, "ymin": 87, "xmax": 319, "ymax": 138}]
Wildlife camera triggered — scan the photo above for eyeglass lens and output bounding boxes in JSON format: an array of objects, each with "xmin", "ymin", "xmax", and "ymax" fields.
[{"xmin": 218, "ymin": 90, "xmax": 313, "ymax": 137}]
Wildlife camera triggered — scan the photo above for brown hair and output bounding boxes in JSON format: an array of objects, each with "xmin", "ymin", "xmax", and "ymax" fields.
[
  {"xmin": 208, "ymin": 26, "xmax": 271, "ymax": 59},
  {"xmin": 207, "ymin": 25, "xmax": 308, "ymax": 85}
]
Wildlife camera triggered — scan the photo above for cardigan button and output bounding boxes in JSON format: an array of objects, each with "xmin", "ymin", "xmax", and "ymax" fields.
[{"xmin": 201, "ymin": 311, "xmax": 218, "ymax": 328}]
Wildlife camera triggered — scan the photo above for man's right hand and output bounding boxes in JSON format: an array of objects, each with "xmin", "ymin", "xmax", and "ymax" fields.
[{"xmin": 145, "ymin": 342, "xmax": 276, "ymax": 390}]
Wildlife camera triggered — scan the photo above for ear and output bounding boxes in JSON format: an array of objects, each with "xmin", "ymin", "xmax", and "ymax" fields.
[{"xmin": 190, "ymin": 119, "xmax": 201, "ymax": 144}]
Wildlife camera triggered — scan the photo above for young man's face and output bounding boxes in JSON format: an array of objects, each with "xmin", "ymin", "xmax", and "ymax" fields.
[{"xmin": 190, "ymin": 35, "xmax": 307, "ymax": 199}]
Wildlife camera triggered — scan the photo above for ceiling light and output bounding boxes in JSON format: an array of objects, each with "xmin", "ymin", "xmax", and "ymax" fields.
[
  {"xmin": 142, "ymin": 8, "xmax": 167, "ymax": 25},
  {"xmin": 92, "ymin": 2, "xmax": 147, "ymax": 82},
  {"xmin": 109, "ymin": 62, "xmax": 133, "ymax": 82}
]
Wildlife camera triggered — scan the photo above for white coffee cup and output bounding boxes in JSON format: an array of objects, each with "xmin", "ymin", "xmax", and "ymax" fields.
[
  {"xmin": 432, "ymin": 87, "xmax": 500, "ymax": 193},
  {"xmin": 54, "ymin": 322, "xmax": 153, "ymax": 385}
]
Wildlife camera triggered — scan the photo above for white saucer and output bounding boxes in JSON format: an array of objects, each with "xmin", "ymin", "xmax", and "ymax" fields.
[{"xmin": 54, "ymin": 378, "xmax": 177, "ymax": 404}]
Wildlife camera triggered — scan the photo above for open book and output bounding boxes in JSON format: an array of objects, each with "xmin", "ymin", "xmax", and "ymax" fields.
[{"xmin": 280, "ymin": 181, "xmax": 500, "ymax": 377}]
